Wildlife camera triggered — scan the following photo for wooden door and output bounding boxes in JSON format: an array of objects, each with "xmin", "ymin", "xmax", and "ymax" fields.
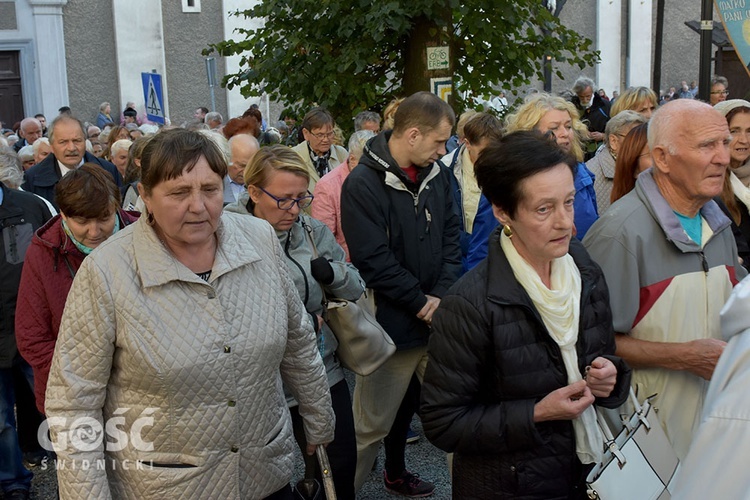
[{"xmin": 0, "ymin": 51, "xmax": 24, "ymax": 130}]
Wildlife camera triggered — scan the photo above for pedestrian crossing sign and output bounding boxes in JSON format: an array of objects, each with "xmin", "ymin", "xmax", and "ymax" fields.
[{"xmin": 141, "ymin": 72, "xmax": 165, "ymax": 124}]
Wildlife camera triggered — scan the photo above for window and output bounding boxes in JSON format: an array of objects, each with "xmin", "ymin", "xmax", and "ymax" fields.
[{"xmin": 181, "ymin": 0, "xmax": 200, "ymax": 13}]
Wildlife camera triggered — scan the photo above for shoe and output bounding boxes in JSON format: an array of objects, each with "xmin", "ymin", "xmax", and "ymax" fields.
[
  {"xmin": 406, "ymin": 427, "xmax": 420, "ymax": 444},
  {"xmin": 4, "ymin": 489, "xmax": 30, "ymax": 500},
  {"xmin": 23, "ymin": 449, "xmax": 48, "ymax": 467},
  {"xmin": 384, "ymin": 470, "xmax": 434, "ymax": 497}
]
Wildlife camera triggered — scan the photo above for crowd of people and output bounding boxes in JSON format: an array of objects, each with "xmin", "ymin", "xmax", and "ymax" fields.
[{"xmin": 1, "ymin": 71, "xmax": 750, "ymax": 500}]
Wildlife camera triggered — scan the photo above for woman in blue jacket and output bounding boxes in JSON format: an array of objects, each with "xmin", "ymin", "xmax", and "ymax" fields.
[{"xmin": 465, "ymin": 93, "xmax": 599, "ymax": 270}]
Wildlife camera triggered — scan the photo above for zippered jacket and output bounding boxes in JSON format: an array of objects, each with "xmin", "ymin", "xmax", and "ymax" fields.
[
  {"xmin": 341, "ymin": 131, "xmax": 462, "ymax": 349},
  {"xmin": 421, "ymin": 234, "xmax": 630, "ymax": 498},
  {"xmin": 583, "ymin": 168, "xmax": 746, "ymax": 459}
]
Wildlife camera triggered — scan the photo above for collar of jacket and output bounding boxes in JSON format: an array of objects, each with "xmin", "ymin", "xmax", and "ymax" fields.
[
  {"xmin": 635, "ymin": 168, "xmax": 730, "ymax": 252},
  {"xmin": 362, "ymin": 130, "xmax": 442, "ymax": 199},
  {"xmin": 132, "ymin": 212, "xmax": 263, "ymax": 288}
]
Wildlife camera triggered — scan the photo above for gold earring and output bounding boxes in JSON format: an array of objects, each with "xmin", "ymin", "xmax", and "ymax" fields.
[{"xmin": 503, "ymin": 224, "xmax": 513, "ymax": 237}]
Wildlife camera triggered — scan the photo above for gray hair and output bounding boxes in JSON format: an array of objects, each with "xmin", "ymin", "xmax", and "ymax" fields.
[
  {"xmin": 348, "ymin": 130, "xmax": 376, "ymax": 157},
  {"xmin": 205, "ymin": 112, "xmax": 223, "ymax": 124},
  {"xmin": 572, "ymin": 77, "xmax": 596, "ymax": 95},
  {"xmin": 711, "ymin": 75, "xmax": 729, "ymax": 88},
  {"xmin": 0, "ymin": 147, "xmax": 24, "ymax": 189},
  {"xmin": 604, "ymin": 110, "xmax": 647, "ymax": 145},
  {"xmin": 353, "ymin": 111, "xmax": 381, "ymax": 132},
  {"xmin": 33, "ymin": 137, "xmax": 49, "ymax": 155},
  {"xmin": 49, "ymin": 115, "xmax": 87, "ymax": 143},
  {"xmin": 197, "ymin": 129, "xmax": 231, "ymax": 163},
  {"xmin": 17, "ymin": 145, "xmax": 34, "ymax": 161},
  {"xmin": 110, "ymin": 139, "xmax": 133, "ymax": 156},
  {"xmin": 99, "ymin": 101, "xmax": 110, "ymax": 112},
  {"xmin": 20, "ymin": 117, "xmax": 42, "ymax": 134}
]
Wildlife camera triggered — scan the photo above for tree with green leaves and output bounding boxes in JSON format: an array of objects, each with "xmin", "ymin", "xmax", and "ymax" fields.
[{"xmin": 207, "ymin": 0, "xmax": 598, "ymax": 132}]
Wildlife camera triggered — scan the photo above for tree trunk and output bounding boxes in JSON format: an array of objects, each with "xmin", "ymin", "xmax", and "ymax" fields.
[{"xmin": 402, "ymin": 8, "xmax": 453, "ymax": 104}]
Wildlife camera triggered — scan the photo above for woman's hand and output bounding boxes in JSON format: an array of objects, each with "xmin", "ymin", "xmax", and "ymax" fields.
[
  {"xmin": 585, "ymin": 357, "xmax": 617, "ymax": 397},
  {"xmin": 306, "ymin": 442, "xmax": 330, "ymax": 455},
  {"xmin": 533, "ymin": 380, "xmax": 595, "ymax": 422}
]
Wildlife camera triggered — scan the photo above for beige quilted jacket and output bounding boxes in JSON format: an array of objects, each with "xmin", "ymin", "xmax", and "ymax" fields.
[{"xmin": 45, "ymin": 212, "xmax": 335, "ymax": 499}]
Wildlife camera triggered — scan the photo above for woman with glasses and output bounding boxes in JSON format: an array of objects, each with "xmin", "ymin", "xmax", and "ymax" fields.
[
  {"xmin": 225, "ymin": 144, "xmax": 363, "ymax": 499},
  {"xmin": 291, "ymin": 107, "xmax": 349, "ymax": 193},
  {"xmin": 710, "ymin": 75, "xmax": 730, "ymax": 106}
]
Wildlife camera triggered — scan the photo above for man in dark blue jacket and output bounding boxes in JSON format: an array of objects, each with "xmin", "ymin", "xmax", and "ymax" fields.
[
  {"xmin": 0, "ymin": 177, "xmax": 53, "ymax": 500},
  {"xmin": 341, "ymin": 91, "xmax": 461, "ymax": 497},
  {"xmin": 22, "ymin": 115, "xmax": 121, "ymax": 209}
]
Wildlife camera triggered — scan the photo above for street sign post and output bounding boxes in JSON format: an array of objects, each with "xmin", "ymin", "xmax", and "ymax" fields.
[{"xmin": 141, "ymin": 72, "xmax": 165, "ymax": 125}]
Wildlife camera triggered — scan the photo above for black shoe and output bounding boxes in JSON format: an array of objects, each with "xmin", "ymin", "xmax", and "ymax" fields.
[
  {"xmin": 384, "ymin": 470, "xmax": 434, "ymax": 497},
  {"xmin": 5, "ymin": 489, "xmax": 30, "ymax": 500},
  {"xmin": 23, "ymin": 449, "xmax": 48, "ymax": 468}
]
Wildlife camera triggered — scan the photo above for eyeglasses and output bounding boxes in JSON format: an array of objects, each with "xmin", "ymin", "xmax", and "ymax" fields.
[
  {"xmin": 307, "ymin": 130, "xmax": 335, "ymax": 140},
  {"xmin": 710, "ymin": 90, "xmax": 730, "ymax": 95},
  {"xmin": 259, "ymin": 186, "xmax": 314, "ymax": 210}
]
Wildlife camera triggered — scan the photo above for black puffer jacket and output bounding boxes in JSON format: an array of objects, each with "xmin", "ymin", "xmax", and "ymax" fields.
[
  {"xmin": 421, "ymin": 232, "xmax": 631, "ymax": 499},
  {"xmin": 341, "ymin": 131, "xmax": 461, "ymax": 349}
]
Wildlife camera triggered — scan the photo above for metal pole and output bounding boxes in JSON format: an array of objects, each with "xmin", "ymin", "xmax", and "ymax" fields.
[
  {"xmin": 205, "ymin": 57, "xmax": 217, "ymax": 112},
  {"xmin": 652, "ymin": 0, "xmax": 665, "ymax": 95},
  {"xmin": 698, "ymin": 0, "xmax": 713, "ymax": 102}
]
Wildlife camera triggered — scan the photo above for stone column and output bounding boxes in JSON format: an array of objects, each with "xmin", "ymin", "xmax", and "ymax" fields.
[
  {"xmin": 596, "ymin": 0, "xmax": 622, "ymax": 96},
  {"xmin": 29, "ymin": 0, "xmax": 69, "ymax": 116},
  {"xmin": 628, "ymin": 0, "xmax": 653, "ymax": 87}
]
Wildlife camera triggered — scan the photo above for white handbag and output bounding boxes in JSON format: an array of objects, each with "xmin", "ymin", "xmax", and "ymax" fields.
[{"xmin": 585, "ymin": 388, "xmax": 680, "ymax": 500}]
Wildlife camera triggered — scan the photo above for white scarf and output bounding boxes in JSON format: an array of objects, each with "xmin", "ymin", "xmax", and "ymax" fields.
[
  {"xmin": 500, "ymin": 232, "xmax": 602, "ymax": 464},
  {"xmin": 729, "ymin": 171, "xmax": 750, "ymax": 211}
]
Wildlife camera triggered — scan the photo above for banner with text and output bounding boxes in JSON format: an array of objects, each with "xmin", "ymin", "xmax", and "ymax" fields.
[{"xmin": 716, "ymin": 0, "xmax": 750, "ymax": 77}]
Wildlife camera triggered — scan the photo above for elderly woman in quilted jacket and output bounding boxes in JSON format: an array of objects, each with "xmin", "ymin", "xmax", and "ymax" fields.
[
  {"xmin": 15, "ymin": 163, "xmax": 138, "ymax": 415},
  {"xmin": 421, "ymin": 131, "xmax": 631, "ymax": 499},
  {"xmin": 44, "ymin": 129, "xmax": 335, "ymax": 500},
  {"xmin": 225, "ymin": 144, "xmax": 363, "ymax": 499}
]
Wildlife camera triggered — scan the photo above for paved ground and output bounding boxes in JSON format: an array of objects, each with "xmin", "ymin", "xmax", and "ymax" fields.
[{"xmin": 23, "ymin": 371, "xmax": 452, "ymax": 499}]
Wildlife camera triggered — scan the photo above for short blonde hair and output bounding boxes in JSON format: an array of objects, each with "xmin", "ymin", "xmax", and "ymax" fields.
[
  {"xmin": 456, "ymin": 110, "xmax": 479, "ymax": 141},
  {"xmin": 244, "ymin": 144, "xmax": 309, "ymax": 189},
  {"xmin": 505, "ymin": 93, "xmax": 587, "ymax": 162},
  {"xmin": 110, "ymin": 139, "xmax": 133, "ymax": 157},
  {"xmin": 610, "ymin": 87, "xmax": 658, "ymax": 118}
]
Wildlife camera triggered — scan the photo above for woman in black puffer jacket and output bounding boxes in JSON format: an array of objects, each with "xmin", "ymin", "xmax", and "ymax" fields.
[{"xmin": 421, "ymin": 131, "xmax": 631, "ymax": 499}]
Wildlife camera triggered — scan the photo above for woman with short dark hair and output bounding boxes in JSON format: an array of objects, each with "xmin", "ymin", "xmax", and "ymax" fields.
[
  {"xmin": 15, "ymin": 163, "xmax": 139, "ymax": 414},
  {"xmin": 421, "ymin": 131, "xmax": 630, "ymax": 499},
  {"xmin": 44, "ymin": 130, "xmax": 334, "ymax": 499}
]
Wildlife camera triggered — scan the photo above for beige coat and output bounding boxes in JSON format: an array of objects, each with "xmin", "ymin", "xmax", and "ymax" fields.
[
  {"xmin": 45, "ymin": 212, "xmax": 335, "ymax": 499},
  {"xmin": 291, "ymin": 141, "xmax": 348, "ymax": 193}
]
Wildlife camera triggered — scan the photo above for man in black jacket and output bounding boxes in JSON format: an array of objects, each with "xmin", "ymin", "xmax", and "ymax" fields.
[
  {"xmin": 0, "ymin": 179, "xmax": 53, "ymax": 500},
  {"xmin": 341, "ymin": 91, "xmax": 461, "ymax": 497},
  {"xmin": 22, "ymin": 115, "xmax": 122, "ymax": 209}
]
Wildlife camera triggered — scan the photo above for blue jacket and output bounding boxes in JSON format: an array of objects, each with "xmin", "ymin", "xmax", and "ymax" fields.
[{"xmin": 465, "ymin": 162, "xmax": 599, "ymax": 271}]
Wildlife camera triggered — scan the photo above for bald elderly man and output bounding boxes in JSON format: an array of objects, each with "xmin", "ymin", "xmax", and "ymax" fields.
[
  {"xmin": 584, "ymin": 99, "xmax": 747, "ymax": 459},
  {"xmin": 224, "ymin": 133, "xmax": 260, "ymax": 205},
  {"xmin": 13, "ymin": 117, "xmax": 43, "ymax": 153}
]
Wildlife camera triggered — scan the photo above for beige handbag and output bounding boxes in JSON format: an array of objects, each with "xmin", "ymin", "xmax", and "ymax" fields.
[{"xmin": 303, "ymin": 224, "xmax": 396, "ymax": 376}]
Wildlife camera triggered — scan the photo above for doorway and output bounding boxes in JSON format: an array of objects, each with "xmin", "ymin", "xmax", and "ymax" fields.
[{"xmin": 0, "ymin": 51, "xmax": 24, "ymax": 130}]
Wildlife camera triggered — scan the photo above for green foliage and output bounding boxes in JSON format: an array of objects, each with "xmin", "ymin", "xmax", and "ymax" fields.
[{"xmin": 206, "ymin": 0, "xmax": 598, "ymax": 130}]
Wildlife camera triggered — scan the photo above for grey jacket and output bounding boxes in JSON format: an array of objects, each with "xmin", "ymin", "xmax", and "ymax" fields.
[
  {"xmin": 45, "ymin": 213, "xmax": 335, "ymax": 499},
  {"xmin": 225, "ymin": 192, "xmax": 364, "ymax": 394}
]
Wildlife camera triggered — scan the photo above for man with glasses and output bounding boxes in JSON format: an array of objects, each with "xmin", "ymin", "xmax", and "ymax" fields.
[{"xmin": 292, "ymin": 107, "xmax": 348, "ymax": 192}]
